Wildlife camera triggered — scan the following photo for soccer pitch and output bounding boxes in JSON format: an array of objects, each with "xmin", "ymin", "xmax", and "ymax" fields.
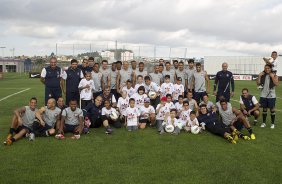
[{"xmin": 0, "ymin": 73, "xmax": 281, "ymax": 184}]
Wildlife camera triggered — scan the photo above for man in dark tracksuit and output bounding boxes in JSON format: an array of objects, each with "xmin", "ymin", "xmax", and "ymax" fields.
[
  {"xmin": 213, "ymin": 62, "xmax": 234, "ymax": 102},
  {"xmin": 40, "ymin": 57, "xmax": 63, "ymax": 105},
  {"xmin": 62, "ymin": 59, "xmax": 83, "ymax": 105}
]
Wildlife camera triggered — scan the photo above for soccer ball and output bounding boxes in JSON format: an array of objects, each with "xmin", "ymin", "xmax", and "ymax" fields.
[
  {"xmin": 110, "ymin": 111, "xmax": 119, "ymax": 121},
  {"xmin": 191, "ymin": 125, "xmax": 201, "ymax": 134},
  {"xmin": 148, "ymin": 91, "xmax": 156, "ymax": 99},
  {"xmin": 165, "ymin": 124, "xmax": 175, "ymax": 133}
]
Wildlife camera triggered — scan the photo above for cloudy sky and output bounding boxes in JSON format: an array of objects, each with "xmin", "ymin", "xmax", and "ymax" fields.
[{"xmin": 0, "ymin": 0, "xmax": 282, "ymax": 58}]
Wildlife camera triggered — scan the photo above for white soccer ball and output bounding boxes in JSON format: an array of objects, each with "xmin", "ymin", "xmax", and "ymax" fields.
[
  {"xmin": 148, "ymin": 91, "xmax": 156, "ymax": 98},
  {"xmin": 110, "ymin": 111, "xmax": 119, "ymax": 121},
  {"xmin": 191, "ymin": 125, "xmax": 201, "ymax": 134},
  {"xmin": 165, "ymin": 124, "xmax": 175, "ymax": 133}
]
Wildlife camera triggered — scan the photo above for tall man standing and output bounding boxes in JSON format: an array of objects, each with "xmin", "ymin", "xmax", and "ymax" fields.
[
  {"xmin": 185, "ymin": 59, "xmax": 195, "ymax": 92},
  {"xmin": 257, "ymin": 64, "xmax": 279, "ymax": 129},
  {"xmin": 62, "ymin": 59, "xmax": 84, "ymax": 105},
  {"xmin": 162, "ymin": 61, "xmax": 175, "ymax": 83},
  {"xmin": 190, "ymin": 63, "xmax": 210, "ymax": 103},
  {"xmin": 40, "ymin": 57, "xmax": 63, "ymax": 105},
  {"xmin": 213, "ymin": 62, "xmax": 235, "ymax": 102},
  {"xmin": 100, "ymin": 60, "xmax": 111, "ymax": 91}
]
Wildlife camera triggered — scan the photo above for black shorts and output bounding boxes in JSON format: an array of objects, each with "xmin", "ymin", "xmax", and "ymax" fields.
[
  {"xmin": 15, "ymin": 125, "xmax": 32, "ymax": 134},
  {"xmin": 64, "ymin": 124, "xmax": 79, "ymax": 133},
  {"xmin": 205, "ymin": 121, "xmax": 231, "ymax": 137},
  {"xmin": 216, "ymin": 91, "xmax": 230, "ymax": 102},
  {"xmin": 139, "ymin": 119, "xmax": 149, "ymax": 124},
  {"xmin": 32, "ymin": 123, "xmax": 53, "ymax": 137},
  {"xmin": 233, "ymin": 120, "xmax": 244, "ymax": 131},
  {"xmin": 260, "ymin": 97, "xmax": 276, "ymax": 109}
]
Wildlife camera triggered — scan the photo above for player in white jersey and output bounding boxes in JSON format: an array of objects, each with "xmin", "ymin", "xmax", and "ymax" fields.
[
  {"xmin": 156, "ymin": 96, "xmax": 170, "ymax": 132},
  {"xmin": 4, "ymin": 97, "xmax": 38, "ymax": 145},
  {"xmin": 134, "ymin": 75, "xmax": 145, "ymax": 93},
  {"xmin": 33, "ymin": 98, "xmax": 61, "ymax": 137},
  {"xmin": 149, "ymin": 65, "xmax": 163, "ymax": 86},
  {"xmin": 122, "ymin": 80, "xmax": 135, "ymax": 97},
  {"xmin": 101, "ymin": 100, "xmax": 122, "ymax": 128},
  {"xmin": 100, "ymin": 60, "xmax": 111, "ymax": 90},
  {"xmin": 125, "ymin": 98, "xmax": 140, "ymax": 131},
  {"xmin": 178, "ymin": 101, "xmax": 192, "ymax": 128},
  {"xmin": 174, "ymin": 95, "xmax": 184, "ymax": 115},
  {"xmin": 160, "ymin": 75, "xmax": 175, "ymax": 98},
  {"xmin": 117, "ymin": 90, "xmax": 130, "ymax": 124},
  {"xmin": 184, "ymin": 111, "xmax": 202, "ymax": 132},
  {"xmin": 78, "ymin": 72, "xmax": 95, "ymax": 109},
  {"xmin": 139, "ymin": 98, "xmax": 156, "ymax": 129},
  {"xmin": 173, "ymin": 77, "xmax": 184, "ymax": 102},
  {"xmin": 131, "ymin": 86, "xmax": 148, "ymax": 110},
  {"xmin": 144, "ymin": 76, "xmax": 161, "ymax": 109},
  {"xmin": 199, "ymin": 94, "xmax": 214, "ymax": 112},
  {"xmin": 159, "ymin": 109, "xmax": 181, "ymax": 135},
  {"xmin": 165, "ymin": 94, "xmax": 176, "ymax": 110}
]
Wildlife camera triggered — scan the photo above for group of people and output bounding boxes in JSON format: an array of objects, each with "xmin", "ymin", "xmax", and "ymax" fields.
[{"xmin": 3, "ymin": 51, "xmax": 279, "ymax": 145}]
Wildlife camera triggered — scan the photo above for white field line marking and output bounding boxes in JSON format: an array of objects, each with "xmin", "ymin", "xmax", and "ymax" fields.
[
  {"xmin": 0, "ymin": 88, "xmax": 30, "ymax": 102},
  {"xmin": 0, "ymin": 88, "xmax": 27, "ymax": 89},
  {"xmin": 210, "ymin": 94, "xmax": 282, "ymax": 112}
]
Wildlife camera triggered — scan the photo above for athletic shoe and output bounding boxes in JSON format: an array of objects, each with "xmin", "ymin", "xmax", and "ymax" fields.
[
  {"xmin": 71, "ymin": 134, "xmax": 81, "ymax": 140},
  {"xmin": 83, "ymin": 127, "xmax": 90, "ymax": 134},
  {"xmin": 231, "ymin": 132, "xmax": 239, "ymax": 141},
  {"xmin": 260, "ymin": 123, "xmax": 266, "ymax": 128},
  {"xmin": 25, "ymin": 133, "xmax": 30, "ymax": 138},
  {"xmin": 250, "ymin": 133, "xmax": 256, "ymax": 140},
  {"xmin": 227, "ymin": 135, "xmax": 236, "ymax": 144},
  {"xmin": 55, "ymin": 133, "xmax": 65, "ymax": 140},
  {"xmin": 257, "ymin": 85, "xmax": 263, "ymax": 89},
  {"xmin": 28, "ymin": 133, "xmax": 35, "ymax": 141},
  {"xmin": 3, "ymin": 138, "xmax": 13, "ymax": 146},
  {"xmin": 270, "ymin": 124, "xmax": 275, "ymax": 129},
  {"xmin": 242, "ymin": 136, "xmax": 251, "ymax": 140},
  {"xmin": 105, "ymin": 127, "xmax": 113, "ymax": 134}
]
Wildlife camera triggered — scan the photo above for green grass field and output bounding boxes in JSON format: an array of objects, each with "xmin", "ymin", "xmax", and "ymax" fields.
[{"xmin": 0, "ymin": 73, "xmax": 281, "ymax": 184}]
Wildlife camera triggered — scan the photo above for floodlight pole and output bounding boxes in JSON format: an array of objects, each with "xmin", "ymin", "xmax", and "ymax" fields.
[{"xmin": 0, "ymin": 46, "xmax": 6, "ymax": 58}]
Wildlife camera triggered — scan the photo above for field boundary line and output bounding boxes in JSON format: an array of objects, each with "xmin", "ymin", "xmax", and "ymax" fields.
[{"xmin": 0, "ymin": 88, "xmax": 31, "ymax": 102}]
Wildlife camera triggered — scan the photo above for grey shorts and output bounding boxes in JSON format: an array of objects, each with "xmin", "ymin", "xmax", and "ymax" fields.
[{"xmin": 127, "ymin": 126, "xmax": 138, "ymax": 131}]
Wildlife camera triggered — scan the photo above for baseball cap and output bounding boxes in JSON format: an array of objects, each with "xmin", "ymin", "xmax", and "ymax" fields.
[
  {"xmin": 177, "ymin": 77, "xmax": 182, "ymax": 81},
  {"xmin": 144, "ymin": 97, "xmax": 150, "ymax": 103},
  {"xmin": 161, "ymin": 96, "xmax": 167, "ymax": 101}
]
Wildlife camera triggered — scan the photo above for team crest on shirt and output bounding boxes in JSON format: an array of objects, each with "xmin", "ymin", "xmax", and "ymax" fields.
[
  {"xmin": 74, "ymin": 113, "xmax": 78, "ymax": 117},
  {"xmin": 57, "ymin": 71, "xmax": 60, "ymax": 78},
  {"xmin": 226, "ymin": 74, "xmax": 229, "ymax": 77}
]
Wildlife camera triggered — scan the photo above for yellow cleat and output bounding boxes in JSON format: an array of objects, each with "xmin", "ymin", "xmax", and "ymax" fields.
[
  {"xmin": 242, "ymin": 136, "xmax": 250, "ymax": 140},
  {"xmin": 227, "ymin": 135, "xmax": 236, "ymax": 144},
  {"xmin": 250, "ymin": 133, "xmax": 256, "ymax": 140},
  {"xmin": 3, "ymin": 138, "xmax": 13, "ymax": 146},
  {"xmin": 232, "ymin": 133, "xmax": 239, "ymax": 141}
]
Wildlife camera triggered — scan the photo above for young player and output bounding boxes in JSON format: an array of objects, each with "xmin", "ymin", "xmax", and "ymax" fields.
[
  {"xmin": 134, "ymin": 75, "xmax": 145, "ymax": 93},
  {"xmin": 125, "ymin": 98, "xmax": 140, "ymax": 131},
  {"xmin": 56, "ymin": 99, "xmax": 84, "ymax": 140},
  {"xmin": 131, "ymin": 86, "xmax": 148, "ymax": 110},
  {"xmin": 165, "ymin": 94, "xmax": 176, "ymax": 110},
  {"xmin": 173, "ymin": 77, "xmax": 184, "ymax": 102},
  {"xmin": 122, "ymin": 79, "xmax": 135, "ymax": 97},
  {"xmin": 156, "ymin": 97, "xmax": 170, "ymax": 132},
  {"xmin": 4, "ymin": 97, "xmax": 38, "ymax": 145},
  {"xmin": 263, "ymin": 51, "xmax": 278, "ymax": 74},
  {"xmin": 78, "ymin": 72, "xmax": 95, "ymax": 109},
  {"xmin": 160, "ymin": 109, "xmax": 180, "ymax": 135},
  {"xmin": 101, "ymin": 100, "xmax": 122, "ymax": 129},
  {"xmin": 139, "ymin": 98, "xmax": 156, "ymax": 129},
  {"xmin": 33, "ymin": 98, "xmax": 61, "ymax": 137},
  {"xmin": 160, "ymin": 75, "xmax": 175, "ymax": 98},
  {"xmin": 183, "ymin": 111, "xmax": 201, "ymax": 132},
  {"xmin": 178, "ymin": 101, "xmax": 192, "ymax": 128},
  {"xmin": 117, "ymin": 90, "xmax": 130, "ymax": 124},
  {"xmin": 144, "ymin": 75, "xmax": 161, "ymax": 109},
  {"xmin": 175, "ymin": 95, "xmax": 184, "ymax": 114}
]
